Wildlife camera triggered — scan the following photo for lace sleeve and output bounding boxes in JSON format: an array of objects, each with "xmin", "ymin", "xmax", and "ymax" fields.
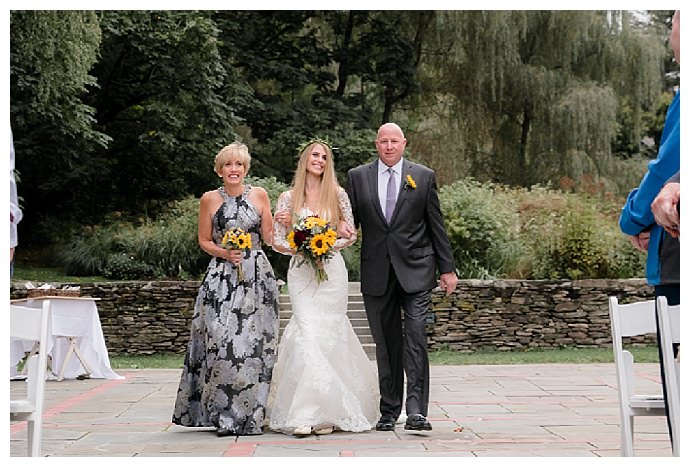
[
  {"xmin": 272, "ymin": 191, "xmax": 294, "ymax": 255},
  {"xmin": 333, "ymin": 188, "xmax": 357, "ymax": 251}
]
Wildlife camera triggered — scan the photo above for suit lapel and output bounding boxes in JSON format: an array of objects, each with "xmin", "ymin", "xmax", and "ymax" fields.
[{"xmin": 366, "ymin": 161, "xmax": 387, "ymax": 224}]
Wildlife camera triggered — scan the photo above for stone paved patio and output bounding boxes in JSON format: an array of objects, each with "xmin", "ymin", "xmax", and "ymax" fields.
[{"xmin": 10, "ymin": 363, "xmax": 673, "ymax": 458}]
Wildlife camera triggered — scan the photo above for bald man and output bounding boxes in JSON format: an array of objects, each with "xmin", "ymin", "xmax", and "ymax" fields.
[{"xmin": 345, "ymin": 123, "xmax": 458, "ymax": 431}]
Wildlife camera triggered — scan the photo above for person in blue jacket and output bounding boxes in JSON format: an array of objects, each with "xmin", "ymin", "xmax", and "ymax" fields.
[
  {"xmin": 619, "ymin": 9, "xmax": 680, "ymax": 449},
  {"xmin": 619, "ymin": 9, "xmax": 680, "ymax": 301},
  {"xmin": 619, "ymin": 87, "xmax": 679, "ymax": 295}
]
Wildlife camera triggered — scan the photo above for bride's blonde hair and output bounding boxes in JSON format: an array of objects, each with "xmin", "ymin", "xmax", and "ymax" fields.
[{"xmin": 290, "ymin": 141, "xmax": 342, "ymax": 225}]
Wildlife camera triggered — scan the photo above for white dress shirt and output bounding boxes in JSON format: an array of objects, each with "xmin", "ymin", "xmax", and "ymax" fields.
[{"xmin": 378, "ymin": 158, "xmax": 403, "ymax": 217}]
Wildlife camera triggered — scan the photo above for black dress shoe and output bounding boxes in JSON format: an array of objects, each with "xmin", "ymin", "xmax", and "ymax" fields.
[
  {"xmin": 404, "ymin": 414, "xmax": 432, "ymax": 431},
  {"xmin": 375, "ymin": 416, "xmax": 396, "ymax": 431},
  {"xmin": 216, "ymin": 427, "xmax": 235, "ymax": 437}
]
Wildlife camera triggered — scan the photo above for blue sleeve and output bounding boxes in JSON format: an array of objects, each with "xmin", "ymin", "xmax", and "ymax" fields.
[{"xmin": 619, "ymin": 92, "xmax": 680, "ymax": 235}]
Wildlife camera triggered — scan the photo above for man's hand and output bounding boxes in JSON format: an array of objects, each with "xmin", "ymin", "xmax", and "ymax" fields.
[
  {"xmin": 651, "ymin": 182, "xmax": 680, "ymax": 238},
  {"xmin": 628, "ymin": 231, "xmax": 651, "ymax": 251},
  {"xmin": 439, "ymin": 272, "xmax": 458, "ymax": 296}
]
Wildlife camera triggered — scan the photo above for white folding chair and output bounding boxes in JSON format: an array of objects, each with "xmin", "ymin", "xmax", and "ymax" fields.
[
  {"xmin": 10, "ymin": 300, "xmax": 51, "ymax": 457},
  {"xmin": 656, "ymin": 296, "xmax": 680, "ymax": 457},
  {"xmin": 609, "ymin": 296, "xmax": 665, "ymax": 456}
]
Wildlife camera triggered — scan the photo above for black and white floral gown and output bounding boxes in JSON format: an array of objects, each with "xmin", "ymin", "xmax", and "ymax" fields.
[{"xmin": 172, "ymin": 186, "xmax": 279, "ymax": 435}]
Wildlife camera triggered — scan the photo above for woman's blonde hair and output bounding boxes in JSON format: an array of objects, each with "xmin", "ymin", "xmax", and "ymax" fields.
[
  {"xmin": 214, "ymin": 142, "xmax": 251, "ymax": 176},
  {"xmin": 291, "ymin": 142, "xmax": 342, "ymax": 225}
]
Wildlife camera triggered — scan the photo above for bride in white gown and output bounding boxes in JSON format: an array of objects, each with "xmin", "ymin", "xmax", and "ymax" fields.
[{"xmin": 268, "ymin": 139, "xmax": 380, "ymax": 436}]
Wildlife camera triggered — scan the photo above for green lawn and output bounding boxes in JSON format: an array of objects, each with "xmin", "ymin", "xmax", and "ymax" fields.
[
  {"xmin": 109, "ymin": 346, "xmax": 658, "ymax": 370},
  {"xmin": 11, "ymin": 265, "xmax": 106, "ymax": 283}
]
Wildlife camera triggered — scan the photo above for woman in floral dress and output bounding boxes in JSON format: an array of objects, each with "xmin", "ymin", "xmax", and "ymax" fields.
[{"xmin": 172, "ymin": 142, "xmax": 279, "ymax": 436}]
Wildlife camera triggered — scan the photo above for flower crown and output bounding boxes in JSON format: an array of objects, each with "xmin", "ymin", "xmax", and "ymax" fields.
[{"xmin": 296, "ymin": 137, "xmax": 337, "ymax": 158}]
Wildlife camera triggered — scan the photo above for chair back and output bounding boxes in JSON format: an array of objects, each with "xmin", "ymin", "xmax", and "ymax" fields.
[
  {"xmin": 608, "ymin": 296, "xmax": 665, "ymax": 456},
  {"xmin": 10, "ymin": 301, "xmax": 51, "ymax": 457},
  {"xmin": 656, "ymin": 296, "xmax": 680, "ymax": 456}
]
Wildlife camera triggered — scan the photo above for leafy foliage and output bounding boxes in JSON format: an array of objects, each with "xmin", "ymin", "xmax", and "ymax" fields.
[
  {"xmin": 439, "ymin": 179, "xmax": 523, "ymax": 278},
  {"xmin": 418, "ymin": 10, "xmax": 671, "ymax": 189},
  {"xmin": 58, "ymin": 176, "xmax": 644, "ymax": 281},
  {"xmin": 88, "ymin": 11, "xmax": 239, "ymax": 211},
  {"xmin": 437, "ymin": 180, "xmax": 645, "ymax": 280},
  {"xmin": 511, "ymin": 186, "xmax": 646, "ymax": 280},
  {"xmin": 11, "ymin": 11, "xmax": 110, "ymax": 244},
  {"xmin": 10, "ymin": 10, "xmax": 675, "ymax": 266},
  {"xmin": 58, "ymin": 197, "xmax": 207, "ymax": 279}
]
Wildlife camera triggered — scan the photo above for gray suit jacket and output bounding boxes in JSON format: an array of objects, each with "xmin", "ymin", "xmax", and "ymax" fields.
[{"xmin": 346, "ymin": 159, "xmax": 456, "ymax": 296}]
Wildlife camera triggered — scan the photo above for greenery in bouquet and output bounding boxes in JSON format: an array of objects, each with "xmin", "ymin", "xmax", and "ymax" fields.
[
  {"xmin": 286, "ymin": 214, "xmax": 337, "ymax": 283},
  {"xmin": 221, "ymin": 227, "xmax": 252, "ymax": 282}
]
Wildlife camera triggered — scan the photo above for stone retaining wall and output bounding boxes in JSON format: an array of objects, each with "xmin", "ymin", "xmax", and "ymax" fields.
[
  {"xmin": 10, "ymin": 279, "xmax": 655, "ymax": 355},
  {"xmin": 427, "ymin": 279, "xmax": 655, "ymax": 352}
]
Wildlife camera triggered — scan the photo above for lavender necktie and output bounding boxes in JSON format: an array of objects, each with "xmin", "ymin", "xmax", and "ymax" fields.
[{"xmin": 385, "ymin": 167, "xmax": 396, "ymax": 223}]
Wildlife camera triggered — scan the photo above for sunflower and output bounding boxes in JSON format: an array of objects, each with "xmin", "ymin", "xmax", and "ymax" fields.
[
  {"xmin": 305, "ymin": 216, "xmax": 328, "ymax": 229},
  {"xmin": 310, "ymin": 233, "xmax": 330, "ymax": 255},
  {"xmin": 222, "ymin": 231, "xmax": 231, "ymax": 246},
  {"xmin": 304, "ymin": 217, "xmax": 318, "ymax": 229},
  {"xmin": 287, "ymin": 230, "xmax": 297, "ymax": 250},
  {"xmin": 236, "ymin": 233, "xmax": 251, "ymax": 249},
  {"xmin": 325, "ymin": 229, "xmax": 337, "ymax": 246}
]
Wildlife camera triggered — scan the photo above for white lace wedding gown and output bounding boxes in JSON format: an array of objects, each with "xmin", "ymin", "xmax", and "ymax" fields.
[{"xmin": 267, "ymin": 189, "xmax": 380, "ymax": 434}]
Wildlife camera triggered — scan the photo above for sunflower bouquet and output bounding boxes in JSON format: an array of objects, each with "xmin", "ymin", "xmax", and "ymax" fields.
[
  {"xmin": 287, "ymin": 214, "xmax": 337, "ymax": 283},
  {"xmin": 221, "ymin": 227, "xmax": 252, "ymax": 282}
]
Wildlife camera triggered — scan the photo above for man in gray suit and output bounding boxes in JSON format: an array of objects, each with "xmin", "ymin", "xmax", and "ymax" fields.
[{"xmin": 345, "ymin": 122, "xmax": 458, "ymax": 431}]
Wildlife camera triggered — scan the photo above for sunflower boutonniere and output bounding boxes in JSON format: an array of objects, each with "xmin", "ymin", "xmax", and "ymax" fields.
[{"xmin": 405, "ymin": 174, "xmax": 417, "ymax": 190}]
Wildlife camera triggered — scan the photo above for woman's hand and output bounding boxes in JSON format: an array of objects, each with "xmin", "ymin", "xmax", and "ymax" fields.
[
  {"xmin": 226, "ymin": 249, "xmax": 243, "ymax": 265},
  {"xmin": 338, "ymin": 220, "xmax": 356, "ymax": 239},
  {"xmin": 274, "ymin": 210, "xmax": 291, "ymax": 227}
]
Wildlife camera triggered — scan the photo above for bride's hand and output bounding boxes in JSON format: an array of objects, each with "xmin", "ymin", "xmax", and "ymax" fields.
[{"xmin": 338, "ymin": 220, "xmax": 356, "ymax": 239}]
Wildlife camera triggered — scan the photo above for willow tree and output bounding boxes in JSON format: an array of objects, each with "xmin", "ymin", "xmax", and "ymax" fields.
[{"xmin": 415, "ymin": 10, "xmax": 669, "ymax": 191}]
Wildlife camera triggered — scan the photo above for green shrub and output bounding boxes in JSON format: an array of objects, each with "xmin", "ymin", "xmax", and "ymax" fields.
[
  {"xmin": 103, "ymin": 253, "xmax": 155, "ymax": 280},
  {"xmin": 341, "ymin": 236, "xmax": 362, "ymax": 281},
  {"xmin": 533, "ymin": 205, "xmax": 607, "ymax": 279},
  {"xmin": 57, "ymin": 223, "xmax": 131, "ymax": 275},
  {"xmin": 59, "ymin": 177, "xmax": 292, "ymax": 280},
  {"xmin": 439, "ymin": 179, "xmax": 523, "ymax": 278},
  {"xmin": 57, "ymin": 176, "xmax": 646, "ymax": 281},
  {"xmin": 515, "ymin": 187, "xmax": 645, "ymax": 280}
]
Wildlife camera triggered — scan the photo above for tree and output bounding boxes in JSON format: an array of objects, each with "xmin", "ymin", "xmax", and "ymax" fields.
[
  {"xmin": 212, "ymin": 11, "xmax": 373, "ymax": 182},
  {"xmin": 86, "ymin": 11, "xmax": 239, "ymax": 213},
  {"xmin": 11, "ymin": 11, "xmax": 108, "ymax": 242},
  {"xmin": 414, "ymin": 10, "xmax": 668, "ymax": 190}
]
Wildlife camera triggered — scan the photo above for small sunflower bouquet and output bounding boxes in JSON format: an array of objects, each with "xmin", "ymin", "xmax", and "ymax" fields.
[
  {"xmin": 287, "ymin": 214, "xmax": 337, "ymax": 283},
  {"xmin": 221, "ymin": 227, "xmax": 252, "ymax": 282}
]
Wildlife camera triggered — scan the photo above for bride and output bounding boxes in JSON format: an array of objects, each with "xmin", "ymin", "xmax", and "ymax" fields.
[{"xmin": 268, "ymin": 138, "xmax": 380, "ymax": 436}]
